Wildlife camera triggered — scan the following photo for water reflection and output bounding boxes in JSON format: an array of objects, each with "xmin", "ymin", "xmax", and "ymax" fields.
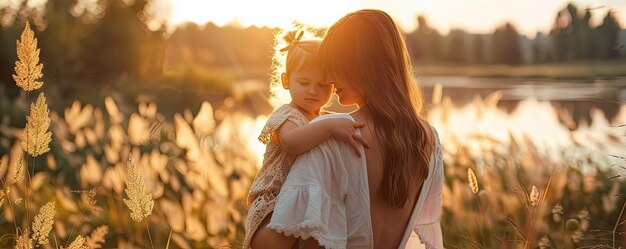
[
  {"xmin": 240, "ymin": 77, "xmax": 626, "ymax": 173},
  {"xmin": 418, "ymin": 76, "xmax": 626, "ymax": 125}
]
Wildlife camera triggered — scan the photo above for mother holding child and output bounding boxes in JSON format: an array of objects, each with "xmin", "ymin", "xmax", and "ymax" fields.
[{"xmin": 244, "ymin": 9, "xmax": 444, "ymax": 249}]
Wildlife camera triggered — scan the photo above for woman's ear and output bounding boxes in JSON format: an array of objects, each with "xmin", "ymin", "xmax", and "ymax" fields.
[{"xmin": 281, "ymin": 73, "xmax": 289, "ymax": 89}]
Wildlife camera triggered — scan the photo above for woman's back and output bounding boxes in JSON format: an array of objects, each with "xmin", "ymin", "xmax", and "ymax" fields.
[
  {"xmin": 265, "ymin": 113, "xmax": 443, "ymax": 248},
  {"xmin": 353, "ymin": 111, "xmax": 423, "ymax": 249}
]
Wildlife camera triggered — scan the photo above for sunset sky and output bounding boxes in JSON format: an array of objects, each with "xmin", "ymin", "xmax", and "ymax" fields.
[{"xmin": 166, "ymin": 0, "xmax": 626, "ymax": 37}]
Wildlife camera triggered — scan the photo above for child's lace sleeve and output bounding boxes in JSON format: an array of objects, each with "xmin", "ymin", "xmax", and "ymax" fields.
[{"xmin": 258, "ymin": 105, "xmax": 307, "ymax": 144}]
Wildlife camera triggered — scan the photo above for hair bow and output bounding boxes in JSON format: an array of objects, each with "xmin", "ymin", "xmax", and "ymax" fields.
[{"xmin": 279, "ymin": 30, "xmax": 304, "ymax": 52}]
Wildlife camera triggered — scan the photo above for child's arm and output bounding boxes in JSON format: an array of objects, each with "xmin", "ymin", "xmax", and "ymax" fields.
[{"xmin": 277, "ymin": 118, "xmax": 369, "ymax": 157}]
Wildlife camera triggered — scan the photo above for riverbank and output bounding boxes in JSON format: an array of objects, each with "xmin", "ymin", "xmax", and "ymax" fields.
[{"xmin": 415, "ymin": 60, "xmax": 626, "ymax": 81}]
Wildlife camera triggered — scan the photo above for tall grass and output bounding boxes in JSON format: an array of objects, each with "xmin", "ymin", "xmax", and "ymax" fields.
[
  {"xmin": 428, "ymin": 86, "xmax": 626, "ymax": 248},
  {"xmin": 1, "ymin": 21, "xmax": 625, "ymax": 249}
]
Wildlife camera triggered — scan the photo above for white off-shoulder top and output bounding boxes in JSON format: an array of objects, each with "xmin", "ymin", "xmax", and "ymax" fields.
[{"xmin": 267, "ymin": 113, "xmax": 444, "ymax": 249}]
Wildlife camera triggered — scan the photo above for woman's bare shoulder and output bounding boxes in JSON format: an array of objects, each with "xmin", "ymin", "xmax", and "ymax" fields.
[{"xmin": 310, "ymin": 113, "xmax": 355, "ymax": 123}]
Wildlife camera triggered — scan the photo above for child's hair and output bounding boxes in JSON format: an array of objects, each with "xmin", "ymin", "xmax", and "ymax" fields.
[
  {"xmin": 319, "ymin": 9, "xmax": 436, "ymax": 209},
  {"xmin": 268, "ymin": 27, "xmax": 323, "ymax": 108}
]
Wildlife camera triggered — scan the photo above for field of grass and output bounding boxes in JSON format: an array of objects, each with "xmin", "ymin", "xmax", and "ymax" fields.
[
  {"xmin": 2, "ymin": 79, "xmax": 626, "ymax": 248},
  {"xmin": 1, "ymin": 22, "xmax": 626, "ymax": 249}
]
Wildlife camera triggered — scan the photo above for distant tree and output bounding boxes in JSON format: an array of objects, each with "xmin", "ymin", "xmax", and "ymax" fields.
[
  {"xmin": 0, "ymin": 23, "xmax": 10, "ymax": 85},
  {"xmin": 0, "ymin": 23, "xmax": 20, "ymax": 97},
  {"xmin": 580, "ymin": 10, "xmax": 592, "ymax": 59},
  {"xmin": 546, "ymin": 3, "xmax": 619, "ymax": 61},
  {"xmin": 0, "ymin": 2, "xmax": 34, "ymax": 94},
  {"xmin": 566, "ymin": 4, "xmax": 583, "ymax": 58},
  {"xmin": 84, "ymin": 0, "xmax": 165, "ymax": 82},
  {"xmin": 165, "ymin": 22, "xmax": 274, "ymax": 73},
  {"xmin": 532, "ymin": 33, "xmax": 542, "ymax": 63},
  {"xmin": 473, "ymin": 34, "xmax": 485, "ymax": 64},
  {"xmin": 550, "ymin": 11, "xmax": 571, "ymax": 61},
  {"xmin": 406, "ymin": 16, "xmax": 443, "ymax": 63},
  {"xmin": 446, "ymin": 29, "xmax": 466, "ymax": 63},
  {"xmin": 40, "ymin": 0, "xmax": 88, "ymax": 80},
  {"xmin": 598, "ymin": 10, "xmax": 621, "ymax": 59},
  {"xmin": 406, "ymin": 16, "xmax": 426, "ymax": 61},
  {"xmin": 493, "ymin": 23, "xmax": 523, "ymax": 65}
]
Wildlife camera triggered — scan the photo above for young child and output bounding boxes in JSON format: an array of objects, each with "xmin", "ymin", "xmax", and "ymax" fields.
[{"xmin": 243, "ymin": 30, "xmax": 369, "ymax": 248}]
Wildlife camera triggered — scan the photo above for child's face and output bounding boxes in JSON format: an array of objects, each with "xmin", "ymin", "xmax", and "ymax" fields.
[{"xmin": 284, "ymin": 66, "xmax": 333, "ymax": 115}]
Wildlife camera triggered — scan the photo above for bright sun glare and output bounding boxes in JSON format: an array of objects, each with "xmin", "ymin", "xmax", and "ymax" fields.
[
  {"xmin": 168, "ymin": 0, "xmax": 359, "ymax": 29},
  {"xmin": 164, "ymin": 0, "xmax": 626, "ymax": 37}
]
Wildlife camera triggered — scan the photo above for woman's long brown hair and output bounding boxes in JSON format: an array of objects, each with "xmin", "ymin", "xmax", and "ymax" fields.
[{"xmin": 319, "ymin": 9, "xmax": 435, "ymax": 209}]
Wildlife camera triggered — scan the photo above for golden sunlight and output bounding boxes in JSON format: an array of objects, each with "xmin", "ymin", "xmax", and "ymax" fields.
[
  {"xmin": 163, "ymin": 0, "xmax": 626, "ymax": 37},
  {"xmin": 168, "ymin": 0, "xmax": 359, "ymax": 28}
]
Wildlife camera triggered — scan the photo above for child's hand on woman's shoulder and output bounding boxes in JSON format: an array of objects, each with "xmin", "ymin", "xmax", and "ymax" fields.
[{"xmin": 322, "ymin": 119, "xmax": 370, "ymax": 157}]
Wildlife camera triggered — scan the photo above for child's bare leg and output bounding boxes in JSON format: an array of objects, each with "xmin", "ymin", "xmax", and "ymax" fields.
[
  {"xmin": 251, "ymin": 226, "xmax": 299, "ymax": 249},
  {"xmin": 252, "ymin": 227, "xmax": 325, "ymax": 249},
  {"xmin": 300, "ymin": 238, "xmax": 325, "ymax": 249},
  {"xmin": 250, "ymin": 214, "xmax": 298, "ymax": 249}
]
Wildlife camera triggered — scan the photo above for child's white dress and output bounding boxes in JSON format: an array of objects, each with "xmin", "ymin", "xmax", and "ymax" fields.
[
  {"xmin": 266, "ymin": 113, "xmax": 444, "ymax": 249},
  {"xmin": 243, "ymin": 104, "xmax": 309, "ymax": 248}
]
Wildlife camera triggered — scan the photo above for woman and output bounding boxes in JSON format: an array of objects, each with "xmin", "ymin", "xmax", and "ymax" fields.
[{"xmin": 251, "ymin": 9, "xmax": 444, "ymax": 249}]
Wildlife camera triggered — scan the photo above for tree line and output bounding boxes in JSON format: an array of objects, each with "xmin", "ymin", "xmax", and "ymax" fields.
[
  {"xmin": 406, "ymin": 3, "xmax": 623, "ymax": 65},
  {"xmin": 0, "ymin": 1, "xmax": 623, "ymax": 91}
]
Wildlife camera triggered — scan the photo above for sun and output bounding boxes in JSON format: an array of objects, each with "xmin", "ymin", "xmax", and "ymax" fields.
[{"xmin": 167, "ymin": 0, "xmax": 359, "ymax": 29}]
